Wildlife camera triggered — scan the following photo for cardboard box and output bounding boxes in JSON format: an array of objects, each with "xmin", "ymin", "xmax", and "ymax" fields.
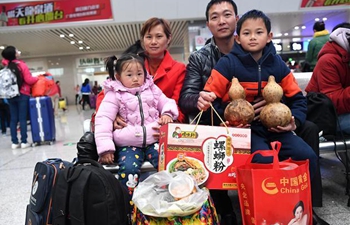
[{"xmin": 158, "ymin": 123, "xmax": 251, "ymax": 190}]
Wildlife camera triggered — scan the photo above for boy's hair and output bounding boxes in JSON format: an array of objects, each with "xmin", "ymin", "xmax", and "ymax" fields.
[
  {"xmin": 106, "ymin": 53, "xmax": 147, "ymax": 80},
  {"xmin": 313, "ymin": 21, "xmax": 326, "ymax": 32},
  {"xmin": 140, "ymin": 17, "xmax": 172, "ymax": 45},
  {"xmin": 236, "ymin": 9, "xmax": 271, "ymax": 35},
  {"xmin": 332, "ymin": 22, "xmax": 350, "ymax": 32},
  {"xmin": 205, "ymin": 0, "xmax": 238, "ymax": 21}
]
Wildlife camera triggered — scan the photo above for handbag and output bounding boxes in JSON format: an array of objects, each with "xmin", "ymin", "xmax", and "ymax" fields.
[{"xmin": 236, "ymin": 141, "xmax": 313, "ymax": 225}]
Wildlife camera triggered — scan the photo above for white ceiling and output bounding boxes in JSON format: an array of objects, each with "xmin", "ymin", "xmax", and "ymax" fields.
[{"xmin": 0, "ymin": 8, "xmax": 348, "ymax": 59}]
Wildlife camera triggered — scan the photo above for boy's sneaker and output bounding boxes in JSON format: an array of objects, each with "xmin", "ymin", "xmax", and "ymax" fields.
[
  {"xmin": 11, "ymin": 143, "xmax": 20, "ymax": 149},
  {"xmin": 21, "ymin": 143, "xmax": 32, "ymax": 149}
]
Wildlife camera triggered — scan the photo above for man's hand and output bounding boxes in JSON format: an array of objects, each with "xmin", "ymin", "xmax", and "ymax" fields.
[
  {"xmin": 269, "ymin": 116, "xmax": 296, "ymax": 133},
  {"xmin": 197, "ymin": 91, "xmax": 217, "ymax": 111},
  {"xmin": 98, "ymin": 152, "xmax": 114, "ymax": 164},
  {"xmin": 113, "ymin": 115, "xmax": 127, "ymax": 130}
]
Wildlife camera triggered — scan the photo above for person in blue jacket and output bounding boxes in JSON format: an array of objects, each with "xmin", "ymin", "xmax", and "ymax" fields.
[
  {"xmin": 199, "ymin": 9, "xmax": 318, "ymax": 203},
  {"xmin": 80, "ymin": 78, "xmax": 91, "ymax": 110}
]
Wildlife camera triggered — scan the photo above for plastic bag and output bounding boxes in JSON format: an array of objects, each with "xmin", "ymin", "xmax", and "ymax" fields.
[{"xmin": 132, "ymin": 171, "xmax": 208, "ymax": 217}]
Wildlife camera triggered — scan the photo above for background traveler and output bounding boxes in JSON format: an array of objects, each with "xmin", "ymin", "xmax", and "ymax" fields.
[{"xmin": 1, "ymin": 46, "xmax": 38, "ymax": 149}]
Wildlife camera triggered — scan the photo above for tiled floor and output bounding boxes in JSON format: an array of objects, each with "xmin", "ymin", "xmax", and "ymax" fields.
[{"xmin": 0, "ymin": 105, "xmax": 349, "ymax": 224}]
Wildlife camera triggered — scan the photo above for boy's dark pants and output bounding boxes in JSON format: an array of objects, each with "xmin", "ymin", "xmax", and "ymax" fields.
[{"xmin": 251, "ymin": 121, "xmax": 322, "ymax": 208}]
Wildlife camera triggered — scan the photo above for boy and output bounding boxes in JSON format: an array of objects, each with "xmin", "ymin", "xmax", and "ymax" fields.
[{"xmin": 199, "ymin": 9, "xmax": 318, "ymax": 183}]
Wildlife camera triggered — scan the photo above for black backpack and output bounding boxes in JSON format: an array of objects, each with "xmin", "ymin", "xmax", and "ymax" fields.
[
  {"xmin": 52, "ymin": 159, "xmax": 130, "ymax": 225},
  {"xmin": 25, "ymin": 158, "xmax": 73, "ymax": 225},
  {"xmin": 306, "ymin": 92, "xmax": 338, "ymax": 139}
]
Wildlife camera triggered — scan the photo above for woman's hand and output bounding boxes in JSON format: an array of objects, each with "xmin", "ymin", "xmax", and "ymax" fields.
[
  {"xmin": 269, "ymin": 116, "xmax": 296, "ymax": 133},
  {"xmin": 159, "ymin": 115, "xmax": 173, "ymax": 125},
  {"xmin": 197, "ymin": 91, "xmax": 216, "ymax": 111},
  {"xmin": 113, "ymin": 115, "xmax": 127, "ymax": 130},
  {"xmin": 98, "ymin": 152, "xmax": 114, "ymax": 164}
]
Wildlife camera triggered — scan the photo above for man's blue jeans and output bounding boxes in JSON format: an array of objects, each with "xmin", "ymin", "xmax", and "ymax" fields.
[
  {"xmin": 338, "ymin": 113, "xmax": 350, "ymax": 135},
  {"xmin": 8, "ymin": 94, "xmax": 30, "ymax": 144}
]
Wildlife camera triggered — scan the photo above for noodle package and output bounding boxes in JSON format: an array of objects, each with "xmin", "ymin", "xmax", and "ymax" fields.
[{"xmin": 159, "ymin": 123, "xmax": 251, "ymax": 190}]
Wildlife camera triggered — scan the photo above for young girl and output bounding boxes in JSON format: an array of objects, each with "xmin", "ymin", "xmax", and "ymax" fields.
[{"xmin": 94, "ymin": 53, "xmax": 178, "ymax": 190}]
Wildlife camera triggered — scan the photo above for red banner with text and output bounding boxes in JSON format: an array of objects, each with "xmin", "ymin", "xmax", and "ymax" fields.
[
  {"xmin": 300, "ymin": 0, "xmax": 350, "ymax": 8},
  {"xmin": 0, "ymin": 0, "xmax": 112, "ymax": 27}
]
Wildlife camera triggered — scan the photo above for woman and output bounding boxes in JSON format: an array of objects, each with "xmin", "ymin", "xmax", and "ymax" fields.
[
  {"xmin": 140, "ymin": 17, "xmax": 186, "ymax": 122},
  {"xmin": 96, "ymin": 18, "xmax": 186, "ymax": 123},
  {"xmin": 1, "ymin": 46, "xmax": 38, "ymax": 149},
  {"xmin": 288, "ymin": 201, "xmax": 308, "ymax": 225},
  {"xmin": 80, "ymin": 78, "xmax": 91, "ymax": 110}
]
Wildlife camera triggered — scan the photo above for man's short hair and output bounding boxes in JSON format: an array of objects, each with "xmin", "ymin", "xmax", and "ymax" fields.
[{"xmin": 205, "ymin": 0, "xmax": 238, "ymax": 21}]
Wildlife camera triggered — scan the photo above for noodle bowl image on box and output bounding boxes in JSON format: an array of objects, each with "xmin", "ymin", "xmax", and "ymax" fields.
[{"xmin": 158, "ymin": 123, "xmax": 251, "ymax": 190}]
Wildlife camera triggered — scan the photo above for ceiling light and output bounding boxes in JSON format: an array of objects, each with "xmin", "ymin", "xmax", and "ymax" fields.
[
  {"xmin": 86, "ymin": 46, "xmax": 90, "ymax": 49},
  {"xmin": 301, "ymin": 26, "xmax": 306, "ymax": 29},
  {"xmin": 69, "ymin": 34, "xmax": 74, "ymax": 37},
  {"xmin": 284, "ymin": 33, "xmax": 289, "ymax": 36},
  {"xmin": 315, "ymin": 18, "xmax": 320, "ymax": 21},
  {"xmin": 60, "ymin": 34, "xmax": 65, "ymax": 38},
  {"xmin": 276, "ymin": 33, "xmax": 282, "ymax": 37},
  {"xmin": 70, "ymin": 41, "xmax": 75, "ymax": 44},
  {"xmin": 78, "ymin": 40, "xmax": 83, "ymax": 44},
  {"xmin": 0, "ymin": 46, "xmax": 5, "ymax": 49},
  {"xmin": 322, "ymin": 17, "xmax": 327, "ymax": 21},
  {"xmin": 294, "ymin": 26, "xmax": 299, "ymax": 30},
  {"xmin": 79, "ymin": 47, "xmax": 83, "ymax": 50}
]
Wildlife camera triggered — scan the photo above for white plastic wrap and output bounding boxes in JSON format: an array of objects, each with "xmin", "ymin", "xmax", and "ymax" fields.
[{"xmin": 132, "ymin": 171, "xmax": 209, "ymax": 217}]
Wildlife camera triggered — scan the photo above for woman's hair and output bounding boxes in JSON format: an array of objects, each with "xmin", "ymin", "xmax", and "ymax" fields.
[
  {"xmin": 82, "ymin": 78, "xmax": 89, "ymax": 86},
  {"xmin": 1, "ymin": 45, "xmax": 23, "ymax": 87},
  {"xmin": 313, "ymin": 21, "xmax": 326, "ymax": 32},
  {"xmin": 105, "ymin": 53, "xmax": 146, "ymax": 81},
  {"xmin": 292, "ymin": 201, "xmax": 304, "ymax": 215},
  {"xmin": 140, "ymin": 17, "xmax": 172, "ymax": 45}
]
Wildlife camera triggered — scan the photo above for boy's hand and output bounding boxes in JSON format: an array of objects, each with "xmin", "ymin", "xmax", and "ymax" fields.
[
  {"xmin": 113, "ymin": 115, "xmax": 127, "ymax": 130},
  {"xmin": 220, "ymin": 121, "xmax": 251, "ymax": 128},
  {"xmin": 269, "ymin": 116, "xmax": 296, "ymax": 133},
  {"xmin": 159, "ymin": 115, "xmax": 173, "ymax": 125},
  {"xmin": 252, "ymin": 97, "xmax": 266, "ymax": 121},
  {"xmin": 197, "ymin": 91, "xmax": 217, "ymax": 111},
  {"xmin": 98, "ymin": 152, "xmax": 114, "ymax": 164}
]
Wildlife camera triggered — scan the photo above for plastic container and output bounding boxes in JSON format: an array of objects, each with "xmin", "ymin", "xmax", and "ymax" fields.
[{"xmin": 168, "ymin": 173, "xmax": 195, "ymax": 199}]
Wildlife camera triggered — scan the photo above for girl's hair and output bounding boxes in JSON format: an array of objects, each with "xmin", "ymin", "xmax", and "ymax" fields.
[
  {"xmin": 105, "ymin": 53, "xmax": 147, "ymax": 80},
  {"xmin": 105, "ymin": 40, "xmax": 147, "ymax": 80},
  {"xmin": 140, "ymin": 17, "xmax": 172, "ymax": 45},
  {"xmin": 236, "ymin": 9, "xmax": 271, "ymax": 35},
  {"xmin": 313, "ymin": 21, "xmax": 326, "ymax": 32},
  {"xmin": 1, "ymin": 45, "xmax": 23, "ymax": 87}
]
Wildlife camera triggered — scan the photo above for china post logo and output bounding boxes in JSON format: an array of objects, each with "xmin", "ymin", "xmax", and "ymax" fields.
[{"xmin": 261, "ymin": 177, "xmax": 279, "ymax": 195}]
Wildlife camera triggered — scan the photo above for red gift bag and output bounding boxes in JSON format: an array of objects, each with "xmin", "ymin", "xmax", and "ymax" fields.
[{"xmin": 236, "ymin": 142, "xmax": 313, "ymax": 225}]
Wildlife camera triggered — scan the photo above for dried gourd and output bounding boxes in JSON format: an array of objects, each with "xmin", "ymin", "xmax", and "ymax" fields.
[
  {"xmin": 260, "ymin": 75, "xmax": 292, "ymax": 128},
  {"xmin": 224, "ymin": 77, "xmax": 254, "ymax": 126}
]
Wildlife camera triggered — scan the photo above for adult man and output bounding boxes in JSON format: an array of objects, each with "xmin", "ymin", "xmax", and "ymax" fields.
[
  {"xmin": 179, "ymin": 1, "xmax": 239, "ymax": 224},
  {"xmin": 179, "ymin": 1, "xmax": 323, "ymax": 224}
]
